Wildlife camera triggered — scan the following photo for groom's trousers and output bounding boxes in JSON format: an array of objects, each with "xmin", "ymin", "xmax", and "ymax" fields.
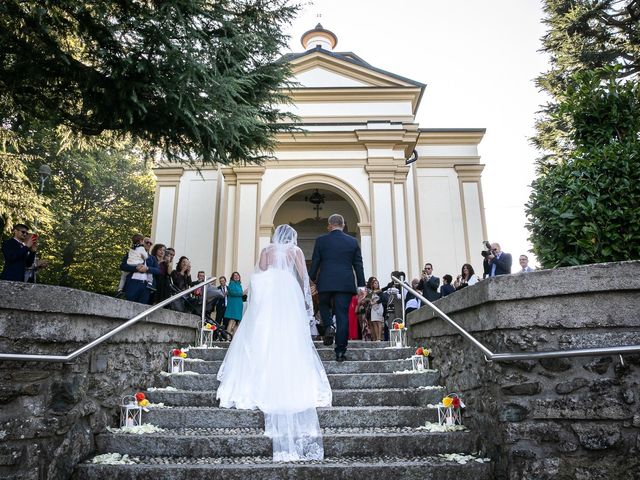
[{"xmin": 319, "ymin": 291, "xmax": 353, "ymax": 356}]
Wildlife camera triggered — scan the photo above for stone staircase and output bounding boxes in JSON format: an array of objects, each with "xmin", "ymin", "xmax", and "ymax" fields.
[{"xmin": 74, "ymin": 341, "xmax": 492, "ymax": 479}]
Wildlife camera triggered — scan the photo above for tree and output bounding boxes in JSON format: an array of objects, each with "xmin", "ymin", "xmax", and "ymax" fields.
[
  {"xmin": 526, "ymin": 69, "xmax": 640, "ymax": 266},
  {"xmin": 0, "ymin": 129, "xmax": 50, "ymax": 234},
  {"xmin": 528, "ymin": 0, "xmax": 640, "ymax": 266},
  {"xmin": 534, "ymin": 0, "xmax": 640, "ymax": 156},
  {"xmin": 0, "ymin": 120, "xmax": 154, "ymax": 294},
  {"xmin": 0, "ymin": 0, "xmax": 299, "ymax": 165},
  {"xmin": 39, "ymin": 146, "xmax": 155, "ymax": 294}
]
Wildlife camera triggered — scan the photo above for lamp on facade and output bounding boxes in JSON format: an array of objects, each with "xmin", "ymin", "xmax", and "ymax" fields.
[{"xmin": 305, "ymin": 189, "xmax": 326, "ymax": 220}]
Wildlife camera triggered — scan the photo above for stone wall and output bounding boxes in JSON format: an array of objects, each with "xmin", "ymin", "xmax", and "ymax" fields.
[
  {"xmin": 407, "ymin": 261, "xmax": 640, "ymax": 480},
  {"xmin": 0, "ymin": 281, "xmax": 200, "ymax": 480}
]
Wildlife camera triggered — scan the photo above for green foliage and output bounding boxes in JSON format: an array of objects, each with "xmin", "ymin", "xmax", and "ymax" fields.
[
  {"xmin": 0, "ymin": 0, "xmax": 299, "ymax": 165},
  {"xmin": 0, "ymin": 129, "xmax": 50, "ymax": 234},
  {"xmin": 0, "ymin": 124, "xmax": 154, "ymax": 295},
  {"xmin": 526, "ymin": 70, "xmax": 640, "ymax": 266},
  {"xmin": 534, "ymin": 0, "xmax": 640, "ymax": 155},
  {"xmin": 38, "ymin": 146, "xmax": 155, "ymax": 294}
]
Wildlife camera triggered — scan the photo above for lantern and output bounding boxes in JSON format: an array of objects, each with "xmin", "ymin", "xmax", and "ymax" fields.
[
  {"xmin": 389, "ymin": 327, "xmax": 407, "ymax": 348},
  {"xmin": 199, "ymin": 325, "xmax": 215, "ymax": 347},
  {"xmin": 437, "ymin": 394, "xmax": 464, "ymax": 426},
  {"xmin": 168, "ymin": 350, "xmax": 185, "ymax": 373},
  {"xmin": 411, "ymin": 355, "xmax": 425, "ymax": 372},
  {"xmin": 120, "ymin": 395, "xmax": 143, "ymax": 427}
]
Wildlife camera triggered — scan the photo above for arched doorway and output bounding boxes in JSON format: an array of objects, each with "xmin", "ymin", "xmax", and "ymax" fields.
[
  {"xmin": 273, "ymin": 188, "xmax": 359, "ymax": 267},
  {"xmin": 259, "ymin": 173, "xmax": 372, "ymax": 275}
]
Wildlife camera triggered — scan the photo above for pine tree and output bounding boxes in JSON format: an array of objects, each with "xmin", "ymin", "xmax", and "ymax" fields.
[{"xmin": 0, "ymin": 0, "xmax": 299, "ymax": 165}]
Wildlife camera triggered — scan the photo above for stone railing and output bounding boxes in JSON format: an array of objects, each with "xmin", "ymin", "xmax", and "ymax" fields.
[
  {"xmin": 0, "ymin": 281, "xmax": 200, "ymax": 480},
  {"xmin": 407, "ymin": 261, "xmax": 640, "ymax": 479}
]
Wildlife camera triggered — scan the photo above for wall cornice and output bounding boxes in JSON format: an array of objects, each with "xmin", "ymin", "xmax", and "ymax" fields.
[{"xmin": 417, "ymin": 130, "xmax": 486, "ymax": 145}]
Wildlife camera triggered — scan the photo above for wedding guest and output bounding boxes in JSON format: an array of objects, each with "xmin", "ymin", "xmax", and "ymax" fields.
[
  {"xmin": 1, "ymin": 223, "xmax": 36, "ymax": 282},
  {"xmin": 405, "ymin": 278, "xmax": 422, "ymax": 314},
  {"xmin": 170, "ymin": 256, "xmax": 192, "ymax": 311},
  {"xmin": 518, "ymin": 254, "xmax": 535, "ymax": 273},
  {"xmin": 225, "ymin": 271, "xmax": 245, "ymax": 335},
  {"xmin": 171, "ymin": 256, "xmax": 192, "ymax": 291},
  {"xmin": 155, "ymin": 247, "xmax": 175, "ymax": 304},
  {"xmin": 453, "ymin": 263, "xmax": 480, "ymax": 290},
  {"xmin": 215, "ymin": 276, "xmax": 228, "ymax": 327},
  {"xmin": 366, "ymin": 277, "xmax": 388, "ymax": 342},
  {"xmin": 440, "ymin": 274, "xmax": 455, "ymax": 298},
  {"xmin": 355, "ymin": 287, "xmax": 372, "ymax": 341},
  {"xmin": 348, "ymin": 292, "xmax": 360, "ymax": 340},
  {"xmin": 146, "ymin": 243, "xmax": 165, "ymax": 304}
]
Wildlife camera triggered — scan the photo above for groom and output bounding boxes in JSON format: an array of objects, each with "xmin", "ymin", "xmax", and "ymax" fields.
[{"xmin": 309, "ymin": 214, "xmax": 366, "ymax": 362}]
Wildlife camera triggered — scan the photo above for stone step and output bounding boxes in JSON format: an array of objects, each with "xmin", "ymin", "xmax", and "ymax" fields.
[
  {"xmin": 313, "ymin": 340, "xmax": 399, "ymax": 349},
  {"xmin": 183, "ymin": 358, "xmax": 416, "ymax": 374},
  {"xmin": 186, "ymin": 347, "xmax": 416, "ymax": 362},
  {"xmin": 143, "ymin": 406, "xmax": 437, "ymax": 429},
  {"xmin": 95, "ymin": 428, "xmax": 478, "ymax": 458},
  {"xmin": 76, "ymin": 454, "xmax": 491, "ymax": 480},
  {"xmin": 146, "ymin": 387, "xmax": 444, "ymax": 407},
  {"xmin": 162, "ymin": 371, "xmax": 438, "ymax": 391}
]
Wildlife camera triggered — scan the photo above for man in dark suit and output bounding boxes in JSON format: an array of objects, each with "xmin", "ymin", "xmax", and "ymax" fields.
[
  {"xmin": 417, "ymin": 263, "xmax": 440, "ymax": 303},
  {"xmin": 309, "ymin": 214, "xmax": 366, "ymax": 362},
  {"xmin": 1, "ymin": 224, "xmax": 36, "ymax": 282},
  {"xmin": 486, "ymin": 242, "xmax": 512, "ymax": 276}
]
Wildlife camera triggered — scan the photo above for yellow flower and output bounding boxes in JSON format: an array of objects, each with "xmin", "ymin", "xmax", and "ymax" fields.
[
  {"xmin": 423, "ymin": 349, "xmax": 430, "ymax": 357},
  {"xmin": 179, "ymin": 352, "xmax": 187, "ymax": 358},
  {"xmin": 442, "ymin": 396, "xmax": 453, "ymax": 408},
  {"xmin": 138, "ymin": 399, "xmax": 150, "ymax": 407}
]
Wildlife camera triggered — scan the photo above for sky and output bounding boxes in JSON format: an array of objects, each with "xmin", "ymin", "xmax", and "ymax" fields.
[{"xmin": 284, "ymin": 0, "xmax": 551, "ymax": 267}]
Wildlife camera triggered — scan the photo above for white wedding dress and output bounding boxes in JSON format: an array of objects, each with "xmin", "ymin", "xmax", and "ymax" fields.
[{"xmin": 216, "ymin": 225, "xmax": 332, "ymax": 461}]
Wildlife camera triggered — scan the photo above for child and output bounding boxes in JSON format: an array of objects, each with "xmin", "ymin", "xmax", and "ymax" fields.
[{"xmin": 117, "ymin": 234, "xmax": 147, "ymax": 295}]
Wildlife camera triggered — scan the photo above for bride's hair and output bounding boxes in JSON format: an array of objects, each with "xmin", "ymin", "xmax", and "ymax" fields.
[{"xmin": 272, "ymin": 224, "xmax": 298, "ymax": 246}]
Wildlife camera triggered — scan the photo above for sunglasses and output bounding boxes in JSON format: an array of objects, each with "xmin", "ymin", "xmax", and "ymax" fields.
[{"xmin": 18, "ymin": 230, "xmax": 28, "ymax": 234}]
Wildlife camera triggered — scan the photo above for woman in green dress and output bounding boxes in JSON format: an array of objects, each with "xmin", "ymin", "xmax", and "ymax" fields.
[{"xmin": 225, "ymin": 271, "xmax": 245, "ymax": 335}]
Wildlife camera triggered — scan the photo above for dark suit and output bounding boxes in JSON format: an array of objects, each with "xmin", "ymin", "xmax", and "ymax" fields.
[
  {"xmin": 417, "ymin": 275, "xmax": 440, "ymax": 303},
  {"xmin": 489, "ymin": 252, "xmax": 512, "ymax": 276},
  {"xmin": 1, "ymin": 238, "xmax": 36, "ymax": 282},
  {"xmin": 309, "ymin": 229, "xmax": 366, "ymax": 356}
]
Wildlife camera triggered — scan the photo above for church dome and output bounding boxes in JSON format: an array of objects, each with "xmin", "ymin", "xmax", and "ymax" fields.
[{"xmin": 300, "ymin": 23, "xmax": 338, "ymax": 51}]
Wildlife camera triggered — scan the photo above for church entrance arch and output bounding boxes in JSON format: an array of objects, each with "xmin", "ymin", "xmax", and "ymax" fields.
[{"xmin": 259, "ymin": 174, "xmax": 372, "ymax": 269}]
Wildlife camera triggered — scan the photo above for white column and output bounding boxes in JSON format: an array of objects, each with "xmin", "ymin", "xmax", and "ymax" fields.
[{"xmin": 152, "ymin": 167, "xmax": 183, "ymax": 247}]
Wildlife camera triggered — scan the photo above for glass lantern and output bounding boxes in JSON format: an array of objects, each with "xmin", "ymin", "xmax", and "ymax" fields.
[
  {"xmin": 437, "ymin": 394, "xmax": 464, "ymax": 426},
  {"xmin": 389, "ymin": 328, "xmax": 407, "ymax": 348},
  {"xmin": 168, "ymin": 353, "xmax": 184, "ymax": 373},
  {"xmin": 120, "ymin": 395, "xmax": 143, "ymax": 427},
  {"xmin": 199, "ymin": 327, "xmax": 214, "ymax": 347},
  {"xmin": 411, "ymin": 355, "xmax": 425, "ymax": 372}
]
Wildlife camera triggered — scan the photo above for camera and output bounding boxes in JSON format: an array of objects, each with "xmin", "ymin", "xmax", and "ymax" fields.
[{"xmin": 481, "ymin": 240, "xmax": 493, "ymax": 258}]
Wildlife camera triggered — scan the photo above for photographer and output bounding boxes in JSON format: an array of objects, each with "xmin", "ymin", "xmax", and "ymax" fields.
[
  {"xmin": 417, "ymin": 263, "xmax": 440, "ymax": 302},
  {"xmin": 482, "ymin": 242, "xmax": 512, "ymax": 277}
]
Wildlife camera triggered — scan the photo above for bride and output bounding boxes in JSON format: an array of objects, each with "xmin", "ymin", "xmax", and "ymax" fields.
[{"xmin": 216, "ymin": 224, "xmax": 332, "ymax": 461}]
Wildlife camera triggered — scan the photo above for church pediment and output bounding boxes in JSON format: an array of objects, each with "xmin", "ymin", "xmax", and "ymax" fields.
[{"xmin": 286, "ymin": 49, "xmax": 424, "ymax": 89}]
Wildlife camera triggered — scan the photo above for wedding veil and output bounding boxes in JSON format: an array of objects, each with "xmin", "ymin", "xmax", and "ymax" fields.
[{"xmin": 257, "ymin": 224, "xmax": 314, "ymax": 320}]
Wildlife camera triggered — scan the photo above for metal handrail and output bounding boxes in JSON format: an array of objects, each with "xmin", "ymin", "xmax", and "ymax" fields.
[
  {"xmin": 393, "ymin": 275, "xmax": 640, "ymax": 362},
  {"xmin": 0, "ymin": 277, "xmax": 216, "ymax": 363}
]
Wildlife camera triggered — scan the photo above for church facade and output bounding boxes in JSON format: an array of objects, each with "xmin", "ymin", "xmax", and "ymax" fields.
[{"xmin": 151, "ymin": 25, "xmax": 488, "ymax": 284}]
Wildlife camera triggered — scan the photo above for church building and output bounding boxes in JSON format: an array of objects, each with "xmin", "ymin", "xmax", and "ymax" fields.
[{"xmin": 151, "ymin": 24, "xmax": 488, "ymax": 284}]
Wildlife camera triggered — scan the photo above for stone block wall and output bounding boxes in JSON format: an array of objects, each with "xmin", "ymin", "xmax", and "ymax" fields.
[
  {"xmin": 0, "ymin": 281, "xmax": 200, "ymax": 480},
  {"xmin": 408, "ymin": 261, "xmax": 640, "ymax": 480}
]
